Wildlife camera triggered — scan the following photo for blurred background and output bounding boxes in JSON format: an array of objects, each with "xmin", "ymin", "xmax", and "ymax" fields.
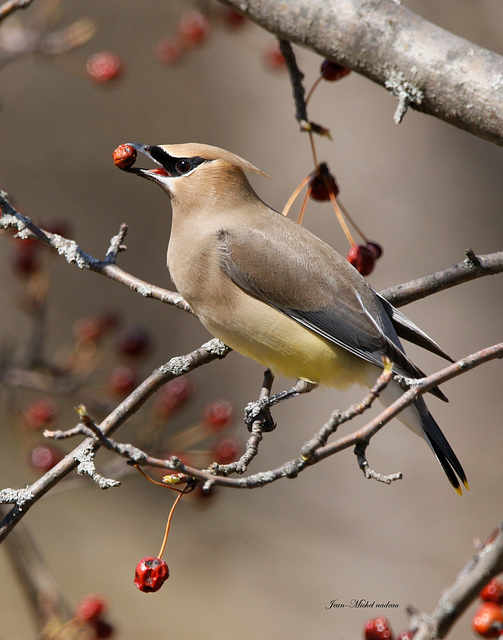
[{"xmin": 0, "ymin": 0, "xmax": 502, "ymax": 638}]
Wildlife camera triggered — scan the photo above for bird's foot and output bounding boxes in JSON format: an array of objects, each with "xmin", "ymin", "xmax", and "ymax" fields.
[{"xmin": 244, "ymin": 400, "xmax": 277, "ymax": 432}]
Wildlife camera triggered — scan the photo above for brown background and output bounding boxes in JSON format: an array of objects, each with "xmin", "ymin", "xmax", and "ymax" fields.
[{"xmin": 1, "ymin": 1, "xmax": 502, "ymax": 638}]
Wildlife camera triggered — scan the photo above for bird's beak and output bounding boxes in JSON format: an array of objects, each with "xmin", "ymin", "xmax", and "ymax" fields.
[{"xmin": 120, "ymin": 143, "xmax": 171, "ymax": 180}]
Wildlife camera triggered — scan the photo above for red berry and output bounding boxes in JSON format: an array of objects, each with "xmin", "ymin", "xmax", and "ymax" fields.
[
  {"xmin": 320, "ymin": 59, "xmax": 351, "ymax": 81},
  {"xmin": 396, "ymin": 632, "xmax": 414, "ymax": 640},
  {"xmin": 309, "ymin": 164, "xmax": 340, "ymax": 201},
  {"xmin": 154, "ymin": 377, "xmax": 192, "ymax": 419},
  {"xmin": 364, "ymin": 617, "xmax": 394, "ymax": 640},
  {"xmin": 346, "ymin": 244, "xmax": 376, "ymax": 276},
  {"xmin": 263, "ymin": 44, "xmax": 286, "ymax": 70},
  {"xmin": 117, "ymin": 326, "xmax": 151, "ymax": 358},
  {"xmin": 366, "ymin": 241, "xmax": 383, "ymax": 260},
  {"xmin": 24, "ymin": 398, "xmax": 58, "ymax": 429},
  {"xmin": 156, "ymin": 37, "xmax": 184, "ymax": 65},
  {"xmin": 220, "ymin": 8, "xmax": 247, "ymax": 29},
  {"xmin": 212, "ymin": 436, "xmax": 240, "ymax": 464},
  {"xmin": 11, "ymin": 244, "xmax": 40, "ymax": 277},
  {"xmin": 107, "ymin": 365, "xmax": 138, "ymax": 398},
  {"xmin": 113, "ymin": 144, "xmax": 137, "ymax": 169},
  {"xmin": 75, "ymin": 594, "xmax": 107, "ymax": 622},
  {"xmin": 94, "ymin": 620, "xmax": 114, "ymax": 638},
  {"xmin": 73, "ymin": 316, "xmax": 104, "ymax": 343},
  {"xmin": 472, "ymin": 602, "xmax": 503, "ymax": 638},
  {"xmin": 87, "ymin": 52, "xmax": 123, "ymax": 83},
  {"xmin": 481, "ymin": 579, "xmax": 503, "ymax": 605},
  {"xmin": 134, "ymin": 556, "xmax": 169, "ymax": 593},
  {"xmin": 29, "ymin": 444, "xmax": 64, "ymax": 472},
  {"xmin": 178, "ymin": 11, "xmax": 210, "ymax": 47},
  {"xmin": 204, "ymin": 400, "xmax": 234, "ymax": 431},
  {"xmin": 99, "ymin": 309, "xmax": 121, "ymax": 332}
]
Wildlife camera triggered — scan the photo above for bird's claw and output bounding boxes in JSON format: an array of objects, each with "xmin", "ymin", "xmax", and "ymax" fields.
[{"xmin": 244, "ymin": 400, "xmax": 276, "ymax": 432}]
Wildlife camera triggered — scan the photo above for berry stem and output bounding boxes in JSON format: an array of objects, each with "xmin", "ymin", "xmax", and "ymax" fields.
[
  {"xmin": 305, "ymin": 75, "xmax": 322, "ymax": 106},
  {"xmin": 329, "ymin": 191, "xmax": 356, "ymax": 246},
  {"xmin": 338, "ymin": 199, "xmax": 369, "ymax": 244},
  {"xmin": 297, "ymin": 184, "xmax": 312, "ymax": 226},
  {"xmin": 308, "ymin": 130, "xmax": 319, "ymax": 169},
  {"xmin": 282, "ymin": 172, "xmax": 313, "ymax": 217},
  {"xmin": 158, "ymin": 491, "xmax": 184, "ymax": 559}
]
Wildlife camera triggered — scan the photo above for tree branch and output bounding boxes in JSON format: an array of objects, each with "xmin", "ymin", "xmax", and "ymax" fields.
[
  {"xmin": 411, "ymin": 524, "xmax": 503, "ymax": 640},
  {"xmin": 218, "ymin": 0, "xmax": 503, "ymax": 145},
  {"xmin": 0, "ymin": 338, "xmax": 229, "ymax": 543},
  {"xmin": 70, "ymin": 342, "xmax": 502, "ymax": 491}
]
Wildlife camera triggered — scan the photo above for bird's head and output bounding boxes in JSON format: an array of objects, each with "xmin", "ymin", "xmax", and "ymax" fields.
[{"xmin": 116, "ymin": 142, "xmax": 268, "ymax": 208}]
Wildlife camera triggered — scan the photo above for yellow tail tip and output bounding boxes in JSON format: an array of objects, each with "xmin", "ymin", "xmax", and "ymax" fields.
[{"xmin": 454, "ymin": 480, "xmax": 469, "ymax": 495}]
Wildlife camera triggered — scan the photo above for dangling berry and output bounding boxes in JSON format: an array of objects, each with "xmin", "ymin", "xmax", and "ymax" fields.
[
  {"xmin": 107, "ymin": 365, "xmax": 138, "ymax": 398},
  {"xmin": 117, "ymin": 326, "xmax": 152, "ymax": 358},
  {"xmin": 309, "ymin": 164, "xmax": 340, "ymax": 201},
  {"xmin": 24, "ymin": 398, "xmax": 58, "ymax": 430},
  {"xmin": 212, "ymin": 436, "xmax": 240, "ymax": 464},
  {"xmin": 263, "ymin": 44, "xmax": 286, "ymax": 70},
  {"xmin": 220, "ymin": 8, "xmax": 247, "ymax": 29},
  {"xmin": 320, "ymin": 59, "xmax": 351, "ymax": 81},
  {"xmin": 178, "ymin": 11, "xmax": 210, "ymax": 47},
  {"xmin": 87, "ymin": 52, "xmax": 123, "ymax": 83},
  {"xmin": 134, "ymin": 556, "xmax": 169, "ymax": 593},
  {"xmin": 346, "ymin": 244, "xmax": 376, "ymax": 276},
  {"xmin": 156, "ymin": 37, "xmax": 184, "ymax": 65},
  {"xmin": 94, "ymin": 620, "xmax": 115, "ymax": 638},
  {"xmin": 154, "ymin": 377, "xmax": 192, "ymax": 419},
  {"xmin": 29, "ymin": 444, "xmax": 64, "ymax": 472},
  {"xmin": 365, "ymin": 241, "xmax": 383, "ymax": 260},
  {"xmin": 472, "ymin": 602, "xmax": 503, "ymax": 638},
  {"xmin": 480, "ymin": 579, "xmax": 503, "ymax": 605},
  {"xmin": 11, "ymin": 239, "xmax": 40, "ymax": 277},
  {"xmin": 73, "ymin": 316, "xmax": 104, "ymax": 343},
  {"xmin": 204, "ymin": 400, "xmax": 234, "ymax": 431},
  {"xmin": 75, "ymin": 594, "xmax": 107, "ymax": 622},
  {"xmin": 364, "ymin": 617, "xmax": 394, "ymax": 640}
]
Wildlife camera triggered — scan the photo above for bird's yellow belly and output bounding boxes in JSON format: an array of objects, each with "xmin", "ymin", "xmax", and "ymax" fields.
[{"xmin": 200, "ymin": 299, "xmax": 367, "ymax": 389}]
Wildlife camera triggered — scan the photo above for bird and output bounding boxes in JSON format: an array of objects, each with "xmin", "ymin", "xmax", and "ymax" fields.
[{"xmin": 116, "ymin": 142, "xmax": 467, "ymax": 493}]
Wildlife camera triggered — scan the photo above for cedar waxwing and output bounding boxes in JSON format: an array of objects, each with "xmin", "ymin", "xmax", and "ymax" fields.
[{"xmin": 117, "ymin": 142, "xmax": 467, "ymax": 493}]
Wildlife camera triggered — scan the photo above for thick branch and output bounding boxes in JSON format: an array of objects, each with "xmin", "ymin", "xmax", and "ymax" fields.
[
  {"xmin": 218, "ymin": 0, "xmax": 503, "ymax": 145},
  {"xmin": 381, "ymin": 249, "xmax": 503, "ymax": 307}
]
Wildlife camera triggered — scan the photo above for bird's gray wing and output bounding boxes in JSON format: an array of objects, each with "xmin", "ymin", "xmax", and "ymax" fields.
[
  {"xmin": 376, "ymin": 293, "xmax": 454, "ymax": 362},
  {"xmin": 217, "ymin": 226, "xmax": 447, "ymax": 399}
]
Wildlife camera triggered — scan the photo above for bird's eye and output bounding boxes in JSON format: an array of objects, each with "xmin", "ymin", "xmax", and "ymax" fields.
[{"xmin": 175, "ymin": 160, "xmax": 191, "ymax": 174}]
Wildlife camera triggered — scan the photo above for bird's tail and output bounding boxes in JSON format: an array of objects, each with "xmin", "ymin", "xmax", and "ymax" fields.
[
  {"xmin": 376, "ymin": 379, "xmax": 468, "ymax": 493},
  {"xmin": 412, "ymin": 396, "xmax": 468, "ymax": 494}
]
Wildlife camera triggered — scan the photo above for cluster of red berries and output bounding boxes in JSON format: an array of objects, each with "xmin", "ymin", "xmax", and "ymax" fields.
[
  {"xmin": 472, "ymin": 578, "xmax": 503, "ymax": 638},
  {"xmin": 363, "ymin": 617, "xmax": 411, "ymax": 640},
  {"xmin": 73, "ymin": 594, "xmax": 114, "ymax": 638},
  {"xmin": 363, "ymin": 579, "xmax": 503, "ymax": 640},
  {"xmin": 156, "ymin": 8, "xmax": 246, "ymax": 66}
]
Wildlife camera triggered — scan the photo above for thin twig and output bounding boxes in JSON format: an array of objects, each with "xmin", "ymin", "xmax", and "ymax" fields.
[{"xmin": 0, "ymin": 0, "xmax": 36, "ymax": 24}]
